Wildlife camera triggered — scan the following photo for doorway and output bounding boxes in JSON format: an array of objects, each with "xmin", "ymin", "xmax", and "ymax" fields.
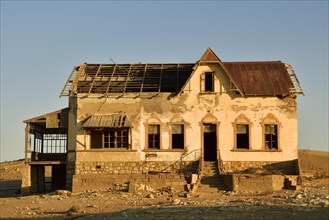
[{"xmin": 203, "ymin": 124, "xmax": 217, "ymax": 161}]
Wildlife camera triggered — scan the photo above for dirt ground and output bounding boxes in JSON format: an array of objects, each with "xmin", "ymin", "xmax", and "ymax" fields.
[{"xmin": 0, "ymin": 149, "xmax": 328, "ymax": 219}]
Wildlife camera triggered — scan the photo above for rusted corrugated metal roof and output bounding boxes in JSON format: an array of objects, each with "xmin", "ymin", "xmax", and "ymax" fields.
[
  {"xmin": 82, "ymin": 114, "xmax": 133, "ymax": 128},
  {"xmin": 223, "ymin": 61, "xmax": 293, "ymax": 96}
]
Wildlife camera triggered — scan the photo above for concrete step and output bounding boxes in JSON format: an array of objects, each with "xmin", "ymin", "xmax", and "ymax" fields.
[{"xmin": 197, "ymin": 175, "xmax": 226, "ymax": 193}]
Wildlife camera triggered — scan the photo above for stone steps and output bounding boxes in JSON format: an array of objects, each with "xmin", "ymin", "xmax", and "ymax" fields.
[{"xmin": 197, "ymin": 161, "xmax": 226, "ymax": 193}]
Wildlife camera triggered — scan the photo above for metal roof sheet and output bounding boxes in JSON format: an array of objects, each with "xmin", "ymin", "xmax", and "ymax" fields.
[
  {"xmin": 82, "ymin": 114, "xmax": 133, "ymax": 128},
  {"xmin": 223, "ymin": 61, "xmax": 293, "ymax": 96}
]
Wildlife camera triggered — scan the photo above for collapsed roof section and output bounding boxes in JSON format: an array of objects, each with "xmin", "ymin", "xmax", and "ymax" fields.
[
  {"xmin": 60, "ymin": 48, "xmax": 304, "ymax": 98},
  {"xmin": 60, "ymin": 63, "xmax": 195, "ymax": 97}
]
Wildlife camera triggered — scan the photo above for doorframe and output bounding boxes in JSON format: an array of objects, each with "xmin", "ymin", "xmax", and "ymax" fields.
[{"xmin": 200, "ymin": 113, "xmax": 220, "ymax": 161}]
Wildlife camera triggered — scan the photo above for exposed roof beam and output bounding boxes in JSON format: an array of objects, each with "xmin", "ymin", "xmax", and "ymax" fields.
[
  {"xmin": 88, "ymin": 64, "xmax": 102, "ymax": 95},
  {"xmin": 105, "ymin": 64, "xmax": 117, "ymax": 97}
]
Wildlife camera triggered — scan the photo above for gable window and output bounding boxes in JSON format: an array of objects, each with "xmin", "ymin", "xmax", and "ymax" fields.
[
  {"xmin": 264, "ymin": 125, "xmax": 278, "ymax": 150},
  {"xmin": 148, "ymin": 125, "xmax": 160, "ymax": 149},
  {"xmin": 91, "ymin": 129, "xmax": 129, "ymax": 149},
  {"xmin": 201, "ymin": 72, "xmax": 215, "ymax": 92},
  {"xmin": 236, "ymin": 124, "xmax": 249, "ymax": 149},
  {"xmin": 171, "ymin": 124, "xmax": 185, "ymax": 149}
]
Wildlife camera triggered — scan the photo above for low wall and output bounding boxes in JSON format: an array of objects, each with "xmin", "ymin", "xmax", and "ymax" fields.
[
  {"xmin": 220, "ymin": 160, "xmax": 299, "ymax": 175},
  {"xmin": 72, "ymin": 173, "xmax": 187, "ymax": 192},
  {"xmin": 221, "ymin": 174, "xmax": 298, "ymax": 192},
  {"xmin": 73, "ymin": 161, "xmax": 198, "ymax": 175}
]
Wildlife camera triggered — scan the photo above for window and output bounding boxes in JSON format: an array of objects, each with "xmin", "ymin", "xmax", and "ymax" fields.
[
  {"xmin": 236, "ymin": 124, "xmax": 249, "ymax": 149},
  {"xmin": 232, "ymin": 114, "xmax": 252, "ymax": 150},
  {"xmin": 91, "ymin": 129, "xmax": 129, "ymax": 149},
  {"xmin": 264, "ymin": 125, "xmax": 278, "ymax": 149},
  {"xmin": 148, "ymin": 125, "xmax": 160, "ymax": 149},
  {"xmin": 201, "ymin": 72, "xmax": 214, "ymax": 92},
  {"xmin": 261, "ymin": 114, "xmax": 280, "ymax": 150},
  {"xmin": 171, "ymin": 124, "xmax": 184, "ymax": 149}
]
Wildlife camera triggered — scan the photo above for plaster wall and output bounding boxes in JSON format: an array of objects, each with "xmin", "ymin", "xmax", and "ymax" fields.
[{"xmin": 70, "ymin": 62, "xmax": 298, "ymax": 165}]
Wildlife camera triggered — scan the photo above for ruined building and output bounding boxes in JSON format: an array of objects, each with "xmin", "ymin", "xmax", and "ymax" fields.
[{"xmin": 22, "ymin": 48, "xmax": 304, "ymax": 193}]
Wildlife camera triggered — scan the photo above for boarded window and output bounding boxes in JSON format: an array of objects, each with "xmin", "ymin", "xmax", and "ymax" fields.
[
  {"xmin": 148, "ymin": 125, "xmax": 160, "ymax": 149},
  {"xmin": 236, "ymin": 124, "xmax": 249, "ymax": 149},
  {"xmin": 172, "ymin": 124, "xmax": 184, "ymax": 149},
  {"xmin": 265, "ymin": 125, "xmax": 278, "ymax": 149},
  {"xmin": 91, "ymin": 130, "xmax": 102, "ymax": 148}
]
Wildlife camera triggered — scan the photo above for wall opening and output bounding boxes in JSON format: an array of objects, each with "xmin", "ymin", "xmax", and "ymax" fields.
[
  {"xmin": 30, "ymin": 164, "xmax": 66, "ymax": 193},
  {"xmin": 205, "ymin": 72, "xmax": 214, "ymax": 92},
  {"xmin": 171, "ymin": 124, "xmax": 184, "ymax": 149},
  {"xmin": 236, "ymin": 124, "xmax": 249, "ymax": 149},
  {"xmin": 203, "ymin": 124, "xmax": 217, "ymax": 161}
]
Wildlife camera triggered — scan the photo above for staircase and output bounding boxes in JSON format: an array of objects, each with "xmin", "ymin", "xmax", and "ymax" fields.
[{"xmin": 197, "ymin": 161, "xmax": 226, "ymax": 194}]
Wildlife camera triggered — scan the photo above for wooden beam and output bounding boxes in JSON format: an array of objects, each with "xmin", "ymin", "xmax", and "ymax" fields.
[
  {"xmin": 158, "ymin": 64, "xmax": 163, "ymax": 93},
  {"xmin": 122, "ymin": 64, "xmax": 133, "ymax": 96},
  {"xmin": 140, "ymin": 64, "xmax": 147, "ymax": 94},
  {"xmin": 176, "ymin": 64, "xmax": 180, "ymax": 92},
  {"xmin": 88, "ymin": 64, "xmax": 102, "ymax": 95},
  {"xmin": 105, "ymin": 64, "xmax": 117, "ymax": 96}
]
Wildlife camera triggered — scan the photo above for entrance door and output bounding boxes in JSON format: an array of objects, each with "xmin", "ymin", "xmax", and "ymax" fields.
[{"xmin": 203, "ymin": 124, "xmax": 217, "ymax": 161}]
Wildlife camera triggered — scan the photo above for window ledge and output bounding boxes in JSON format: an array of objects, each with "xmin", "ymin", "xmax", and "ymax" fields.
[
  {"xmin": 143, "ymin": 149, "xmax": 187, "ymax": 152},
  {"xmin": 76, "ymin": 149, "xmax": 138, "ymax": 152},
  {"xmin": 231, "ymin": 149, "xmax": 282, "ymax": 152},
  {"xmin": 199, "ymin": 92, "xmax": 217, "ymax": 95}
]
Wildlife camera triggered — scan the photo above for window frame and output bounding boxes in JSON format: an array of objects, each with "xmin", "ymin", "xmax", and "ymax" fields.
[
  {"xmin": 264, "ymin": 124, "xmax": 278, "ymax": 150},
  {"xmin": 169, "ymin": 123, "xmax": 186, "ymax": 150},
  {"xmin": 200, "ymin": 71, "xmax": 215, "ymax": 93},
  {"xmin": 232, "ymin": 114, "xmax": 252, "ymax": 150},
  {"xmin": 90, "ymin": 128, "xmax": 131, "ymax": 149},
  {"xmin": 145, "ymin": 123, "xmax": 162, "ymax": 150},
  {"xmin": 260, "ymin": 114, "xmax": 281, "ymax": 151}
]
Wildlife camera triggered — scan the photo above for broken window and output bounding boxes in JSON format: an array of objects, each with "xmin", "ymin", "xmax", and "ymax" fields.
[
  {"xmin": 236, "ymin": 124, "xmax": 249, "ymax": 149},
  {"xmin": 91, "ymin": 129, "xmax": 129, "ymax": 149},
  {"xmin": 148, "ymin": 125, "xmax": 160, "ymax": 149},
  {"xmin": 264, "ymin": 125, "xmax": 278, "ymax": 149},
  {"xmin": 171, "ymin": 124, "xmax": 184, "ymax": 149},
  {"xmin": 201, "ymin": 72, "xmax": 215, "ymax": 92}
]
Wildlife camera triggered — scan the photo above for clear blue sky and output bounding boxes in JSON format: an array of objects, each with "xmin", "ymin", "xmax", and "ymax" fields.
[{"xmin": 1, "ymin": 1, "xmax": 328, "ymax": 161}]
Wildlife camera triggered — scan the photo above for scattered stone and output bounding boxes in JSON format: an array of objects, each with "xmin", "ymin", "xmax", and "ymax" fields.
[
  {"xmin": 145, "ymin": 194, "xmax": 155, "ymax": 199},
  {"xmin": 68, "ymin": 205, "xmax": 81, "ymax": 214},
  {"xmin": 172, "ymin": 199, "xmax": 181, "ymax": 205}
]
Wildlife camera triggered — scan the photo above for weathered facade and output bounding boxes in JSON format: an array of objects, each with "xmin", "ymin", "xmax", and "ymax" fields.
[{"xmin": 22, "ymin": 48, "xmax": 304, "ymax": 193}]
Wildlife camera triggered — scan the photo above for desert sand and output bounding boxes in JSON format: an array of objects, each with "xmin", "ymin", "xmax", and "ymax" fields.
[{"xmin": 0, "ymin": 149, "xmax": 328, "ymax": 219}]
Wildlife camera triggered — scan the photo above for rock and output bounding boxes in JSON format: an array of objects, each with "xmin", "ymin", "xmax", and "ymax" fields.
[
  {"xmin": 145, "ymin": 194, "xmax": 154, "ymax": 199},
  {"xmin": 56, "ymin": 190, "xmax": 70, "ymax": 196},
  {"xmin": 68, "ymin": 205, "xmax": 81, "ymax": 213},
  {"xmin": 172, "ymin": 199, "xmax": 181, "ymax": 205},
  {"xmin": 296, "ymin": 194, "xmax": 303, "ymax": 199}
]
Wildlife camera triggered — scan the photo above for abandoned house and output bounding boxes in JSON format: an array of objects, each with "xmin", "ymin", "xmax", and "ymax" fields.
[{"xmin": 22, "ymin": 48, "xmax": 304, "ymax": 194}]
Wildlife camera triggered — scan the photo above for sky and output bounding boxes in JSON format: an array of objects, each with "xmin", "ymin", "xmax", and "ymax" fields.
[{"xmin": 0, "ymin": 1, "xmax": 328, "ymax": 162}]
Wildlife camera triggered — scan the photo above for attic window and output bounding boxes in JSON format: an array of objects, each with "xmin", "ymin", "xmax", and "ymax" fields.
[{"xmin": 201, "ymin": 72, "xmax": 214, "ymax": 92}]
